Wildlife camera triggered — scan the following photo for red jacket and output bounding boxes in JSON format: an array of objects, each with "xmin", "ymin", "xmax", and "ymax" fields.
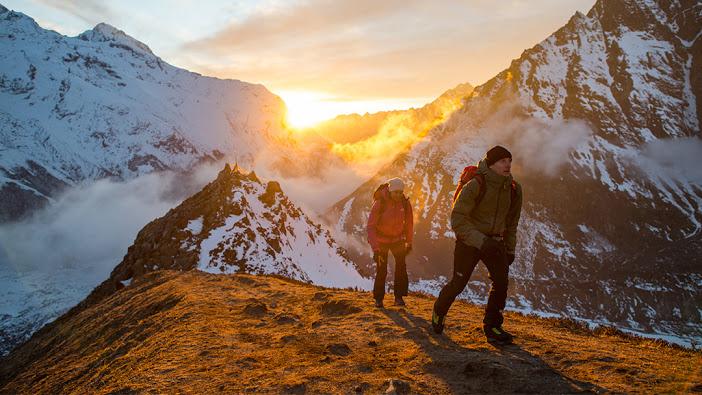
[{"xmin": 367, "ymin": 189, "xmax": 413, "ymax": 251}]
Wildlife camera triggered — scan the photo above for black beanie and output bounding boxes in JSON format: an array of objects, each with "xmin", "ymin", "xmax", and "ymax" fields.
[{"xmin": 485, "ymin": 145, "xmax": 512, "ymax": 166}]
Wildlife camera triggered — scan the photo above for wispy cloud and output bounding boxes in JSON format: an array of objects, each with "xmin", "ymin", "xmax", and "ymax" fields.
[
  {"xmin": 33, "ymin": 0, "xmax": 116, "ymax": 25},
  {"xmin": 183, "ymin": 0, "xmax": 595, "ymax": 99},
  {"xmin": 9, "ymin": 0, "xmax": 595, "ymax": 108}
]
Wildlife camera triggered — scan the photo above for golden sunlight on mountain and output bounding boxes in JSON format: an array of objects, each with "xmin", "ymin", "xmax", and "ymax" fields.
[{"xmin": 329, "ymin": 83, "xmax": 472, "ymax": 175}]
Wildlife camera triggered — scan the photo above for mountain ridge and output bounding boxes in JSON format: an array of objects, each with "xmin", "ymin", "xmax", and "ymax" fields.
[{"xmin": 1, "ymin": 270, "xmax": 699, "ymax": 394}]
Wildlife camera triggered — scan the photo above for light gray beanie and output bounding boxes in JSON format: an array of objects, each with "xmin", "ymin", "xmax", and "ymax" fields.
[{"xmin": 387, "ymin": 177, "xmax": 404, "ymax": 192}]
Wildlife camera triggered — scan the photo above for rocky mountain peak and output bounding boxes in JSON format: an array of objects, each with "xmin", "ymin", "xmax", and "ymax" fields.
[
  {"xmin": 69, "ymin": 166, "xmax": 370, "ymax": 313},
  {"xmin": 78, "ymin": 22, "xmax": 154, "ymax": 55},
  {"xmin": 0, "ymin": 6, "xmax": 44, "ymax": 34}
]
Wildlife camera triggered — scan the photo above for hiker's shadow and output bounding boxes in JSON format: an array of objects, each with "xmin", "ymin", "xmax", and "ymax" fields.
[{"xmin": 380, "ymin": 309, "xmax": 605, "ymax": 394}]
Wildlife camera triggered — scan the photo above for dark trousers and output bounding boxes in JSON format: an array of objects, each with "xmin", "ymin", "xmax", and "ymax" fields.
[
  {"xmin": 434, "ymin": 239, "xmax": 510, "ymax": 327},
  {"xmin": 373, "ymin": 242, "xmax": 408, "ymax": 299}
]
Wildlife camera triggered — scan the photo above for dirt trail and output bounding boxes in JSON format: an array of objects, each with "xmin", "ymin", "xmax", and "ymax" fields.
[{"xmin": 1, "ymin": 271, "xmax": 699, "ymax": 394}]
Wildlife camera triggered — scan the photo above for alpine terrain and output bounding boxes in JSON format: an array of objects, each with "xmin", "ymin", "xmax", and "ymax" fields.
[
  {"xmin": 1, "ymin": 271, "xmax": 699, "ymax": 393},
  {"xmin": 0, "ymin": 164, "xmax": 371, "ymax": 355},
  {"xmin": 0, "ymin": 4, "xmax": 288, "ymax": 222},
  {"xmin": 327, "ymin": 0, "xmax": 702, "ymax": 346}
]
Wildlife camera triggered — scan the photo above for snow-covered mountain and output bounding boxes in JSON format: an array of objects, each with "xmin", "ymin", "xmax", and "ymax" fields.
[
  {"xmin": 0, "ymin": 5, "xmax": 288, "ymax": 221},
  {"xmin": 108, "ymin": 164, "xmax": 370, "ymax": 288},
  {"xmin": 77, "ymin": 164, "xmax": 370, "ymax": 304},
  {"xmin": 0, "ymin": 164, "xmax": 371, "ymax": 355},
  {"xmin": 328, "ymin": 0, "xmax": 702, "ymax": 346}
]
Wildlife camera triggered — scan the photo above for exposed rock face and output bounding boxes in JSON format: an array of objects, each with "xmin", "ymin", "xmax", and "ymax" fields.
[
  {"xmin": 327, "ymin": 0, "xmax": 702, "ymax": 345},
  {"xmin": 0, "ymin": 7, "xmax": 288, "ymax": 221}
]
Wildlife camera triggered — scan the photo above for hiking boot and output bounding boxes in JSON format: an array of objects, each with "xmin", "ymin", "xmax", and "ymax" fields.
[
  {"xmin": 394, "ymin": 296, "xmax": 406, "ymax": 306},
  {"xmin": 431, "ymin": 309, "xmax": 445, "ymax": 334},
  {"xmin": 374, "ymin": 298, "xmax": 384, "ymax": 308},
  {"xmin": 484, "ymin": 325, "xmax": 514, "ymax": 344}
]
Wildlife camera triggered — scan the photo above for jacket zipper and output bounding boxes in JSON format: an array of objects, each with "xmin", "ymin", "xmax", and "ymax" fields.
[{"xmin": 490, "ymin": 182, "xmax": 503, "ymax": 235}]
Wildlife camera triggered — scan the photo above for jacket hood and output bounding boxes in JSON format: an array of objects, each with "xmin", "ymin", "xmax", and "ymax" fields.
[
  {"xmin": 378, "ymin": 186, "xmax": 391, "ymax": 201},
  {"xmin": 375, "ymin": 184, "xmax": 406, "ymax": 202},
  {"xmin": 478, "ymin": 158, "xmax": 513, "ymax": 185}
]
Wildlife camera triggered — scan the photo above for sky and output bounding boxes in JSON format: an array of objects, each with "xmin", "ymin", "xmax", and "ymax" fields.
[{"xmin": 4, "ymin": 0, "xmax": 596, "ymax": 126}]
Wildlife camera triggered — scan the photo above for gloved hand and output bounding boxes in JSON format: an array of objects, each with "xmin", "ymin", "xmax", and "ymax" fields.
[
  {"xmin": 373, "ymin": 250, "xmax": 386, "ymax": 265},
  {"xmin": 481, "ymin": 237, "xmax": 503, "ymax": 257},
  {"xmin": 507, "ymin": 253, "xmax": 515, "ymax": 266},
  {"xmin": 405, "ymin": 242, "xmax": 412, "ymax": 254}
]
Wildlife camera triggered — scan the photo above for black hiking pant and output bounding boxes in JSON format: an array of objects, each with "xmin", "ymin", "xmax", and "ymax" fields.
[
  {"xmin": 433, "ymin": 239, "xmax": 510, "ymax": 327},
  {"xmin": 373, "ymin": 242, "xmax": 408, "ymax": 299}
]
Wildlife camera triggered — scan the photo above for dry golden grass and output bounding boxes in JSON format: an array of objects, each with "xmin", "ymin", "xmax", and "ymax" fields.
[{"xmin": 1, "ymin": 270, "xmax": 700, "ymax": 394}]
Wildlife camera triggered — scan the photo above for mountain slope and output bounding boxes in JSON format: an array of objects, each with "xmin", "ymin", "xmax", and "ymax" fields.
[
  {"xmin": 0, "ymin": 164, "xmax": 370, "ymax": 356},
  {"xmin": 0, "ymin": 5, "xmax": 288, "ymax": 221},
  {"xmin": 103, "ymin": 163, "xmax": 370, "ymax": 290},
  {"xmin": 328, "ymin": 0, "xmax": 702, "ymax": 345},
  {"xmin": 1, "ymin": 270, "xmax": 699, "ymax": 393}
]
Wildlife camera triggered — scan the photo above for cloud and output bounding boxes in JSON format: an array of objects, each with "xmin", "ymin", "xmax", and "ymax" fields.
[
  {"xmin": 330, "ymin": 91, "xmax": 465, "ymax": 175},
  {"xmin": 440, "ymin": 99, "xmax": 594, "ymax": 177},
  {"xmin": 488, "ymin": 117, "xmax": 593, "ymax": 177},
  {"xmin": 0, "ymin": 162, "xmax": 223, "ymax": 350},
  {"xmin": 182, "ymin": 0, "xmax": 597, "ymax": 99},
  {"xmin": 0, "ymin": 162, "xmax": 221, "ymax": 275},
  {"xmin": 638, "ymin": 137, "xmax": 702, "ymax": 184},
  {"xmin": 33, "ymin": 0, "xmax": 116, "ymax": 25},
  {"xmin": 273, "ymin": 165, "xmax": 366, "ymax": 215}
]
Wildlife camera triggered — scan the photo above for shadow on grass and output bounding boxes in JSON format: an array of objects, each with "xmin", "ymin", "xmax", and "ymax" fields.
[{"xmin": 380, "ymin": 308, "xmax": 606, "ymax": 394}]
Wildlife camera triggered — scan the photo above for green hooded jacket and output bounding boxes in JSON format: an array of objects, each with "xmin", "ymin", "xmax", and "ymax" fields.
[{"xmin": 450, "ymin": 159, "xmax": 523, "ymax": 254}]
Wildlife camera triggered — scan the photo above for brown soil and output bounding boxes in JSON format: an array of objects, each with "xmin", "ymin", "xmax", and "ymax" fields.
[{"xmin": 1, "ymin": 270, "xmax": 699, "ymax": 394}]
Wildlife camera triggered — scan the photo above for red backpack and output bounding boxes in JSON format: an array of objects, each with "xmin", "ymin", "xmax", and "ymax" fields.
[{"xmin": 453, "ymin": 165, "xmax": 517, "ymax": 209}]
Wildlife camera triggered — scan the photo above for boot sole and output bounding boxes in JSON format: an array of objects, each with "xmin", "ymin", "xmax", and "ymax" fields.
[{"xmin": 486, "ymin": 337, "xmax": 513, "ymax": 345}]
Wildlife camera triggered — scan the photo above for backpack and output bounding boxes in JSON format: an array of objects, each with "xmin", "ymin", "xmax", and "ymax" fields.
[
  {"xmin": 453, "ymin": 165, "xmax": 517, "ymax": 210},
  {"xmin": 372, "ymin": 183, "xmax": 410, "ymax": 216}
]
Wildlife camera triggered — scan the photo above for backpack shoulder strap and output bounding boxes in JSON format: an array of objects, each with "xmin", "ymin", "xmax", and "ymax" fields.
[
  {"xmin": 373, "ymin": 183, "xmax": 389, "ymax": 216},
  {"xmin": 506, "ymin": 180, "xmax": 518, "ymax": 211},
  {"xmin": 473, "ymin": 173, "xmax": 487, "ymax": 208}
]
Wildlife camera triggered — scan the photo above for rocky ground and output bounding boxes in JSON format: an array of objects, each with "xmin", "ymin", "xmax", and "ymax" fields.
[{"xmin": 1, "ymin": 270, "xmax": 699, "ymax": 394}]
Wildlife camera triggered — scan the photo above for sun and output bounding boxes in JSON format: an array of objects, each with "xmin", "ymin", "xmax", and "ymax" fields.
[
  {"xmin": 276, "ymin": 89, "xmax": 434, "ymax": 130},
  {"xmin": 276, "ymin": 90, "xmax": 339, "ymax": 130}
]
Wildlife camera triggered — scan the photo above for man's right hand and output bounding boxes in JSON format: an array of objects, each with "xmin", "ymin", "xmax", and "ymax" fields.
[
  {"xmin": 480, "ymin": 237, "xmax": 504, "ymax": 258},
  {"xmin": 373, "ymin": 250, "xmax": 385, "ymax": 264}
]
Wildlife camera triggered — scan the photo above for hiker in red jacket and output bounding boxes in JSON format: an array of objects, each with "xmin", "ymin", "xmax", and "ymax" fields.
[{"xmin": 367, "ymin": 177, "xmax": 413, "ymax": 308}]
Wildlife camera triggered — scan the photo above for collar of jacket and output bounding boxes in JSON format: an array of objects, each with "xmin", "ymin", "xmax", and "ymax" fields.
[{"xmin": 478, "ymin": 158, "xmax": 513, "ymax": 187}]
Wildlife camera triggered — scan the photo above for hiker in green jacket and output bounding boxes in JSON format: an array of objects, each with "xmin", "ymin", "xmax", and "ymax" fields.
[{"xmin": 431, "ymin": 145, "xmax": 523, "ymax": 344}]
